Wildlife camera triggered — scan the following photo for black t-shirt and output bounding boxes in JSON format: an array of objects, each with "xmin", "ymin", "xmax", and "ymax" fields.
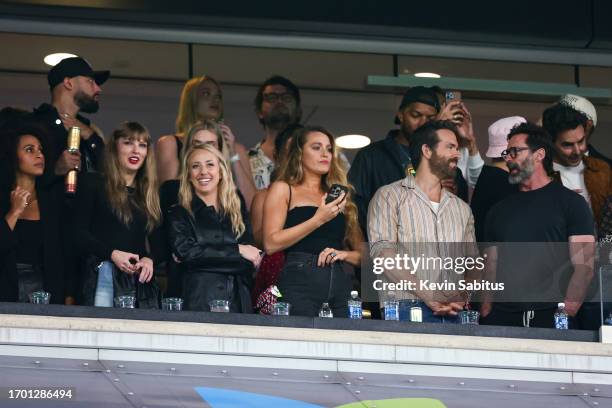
[
  {"xmin": 484, "ymin": 181, "xmax": 594, "ymax": 311},
  {"xmin": 471, "ymin": 165, "xmax": 518, "ymax": 242}
]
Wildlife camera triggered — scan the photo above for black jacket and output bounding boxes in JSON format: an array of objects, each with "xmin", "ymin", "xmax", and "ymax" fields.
[
  {"xmin": 167, "ymin": 195, "xmax": 254, "ymax": 312},
  {"xmin": 589, "ymin": 143, "xmax": 612, "ymax": 168},
  {"xmin": 26, "ymin": 103, "xmax": 105, "ymax": 186},
  {"xmin": 348, "ymin": 129, "xmax": 468, "ymax": 237},
  {"xmin": 168, "ymin": 196, "xmax": 254, "ymax": 276},
  {"xmin": 0, "ymin": 182, "xmax": 71, "ymax": 303}
]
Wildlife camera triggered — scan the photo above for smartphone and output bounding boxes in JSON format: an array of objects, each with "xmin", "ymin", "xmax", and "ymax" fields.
[
  {"xmin": 445, "ymin": 90, "xmax": 464, "ymax": 125},
  {"xmin": 445, "ymin": 90, "xmax": 462, "ymax": 103},
  {"xmin": 325, "ymin": 184, "xmax": 348, "ymax": 204}
]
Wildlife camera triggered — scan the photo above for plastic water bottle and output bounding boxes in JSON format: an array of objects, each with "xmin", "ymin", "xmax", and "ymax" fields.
[
  {"xmin": 554, "ymin": 302, "xmax": 569, "ymax": 330},
  {"xmin": 319, "ymin": 302, "xmax": 333, "ymax": 318},
  {"xmin": 348, "ymin": 291, "xmax": 362, "ymax": 319}
]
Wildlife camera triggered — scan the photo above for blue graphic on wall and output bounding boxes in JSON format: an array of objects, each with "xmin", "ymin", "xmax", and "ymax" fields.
[
  {"xmin": 196, "ymin": 386, "xmax": 447, "ymax": 407},
  {"xmin": 195, "ymin": 387, "xmax": 324, "ymax": 408}
]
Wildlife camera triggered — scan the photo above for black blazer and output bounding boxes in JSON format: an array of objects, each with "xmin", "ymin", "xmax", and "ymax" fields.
[{"xmin": 0, "ymin": 181, "xmax": 69, "ymax": 303}]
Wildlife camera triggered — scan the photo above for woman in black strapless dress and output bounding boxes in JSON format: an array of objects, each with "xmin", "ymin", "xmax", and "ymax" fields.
[{"xmin": 263, "ymin": 126, "xmax": 363, "ymax": 317}]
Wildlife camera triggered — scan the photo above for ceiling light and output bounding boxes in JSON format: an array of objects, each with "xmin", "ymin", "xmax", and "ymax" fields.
[
  {"xmin": 336, "ymin": 134, "xmax": 371, "ymax": 149},
  {"xmin": 414, "ymin": 72, "xmax": 441, "ymax": 78},
  {"xmin": 44, "ymin": 52, "xmax": 77, "ymax": 66}
]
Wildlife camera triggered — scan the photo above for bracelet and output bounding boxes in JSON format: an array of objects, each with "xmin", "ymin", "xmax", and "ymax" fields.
[{"xmin": 230, "ymin": 154, "xmax": 240, "ymax": 163}]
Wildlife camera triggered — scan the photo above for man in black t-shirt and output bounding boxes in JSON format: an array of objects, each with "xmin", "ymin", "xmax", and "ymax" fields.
[{"xmin": 481, "ymin": 123, "xmax": 595, "ymax": 328}]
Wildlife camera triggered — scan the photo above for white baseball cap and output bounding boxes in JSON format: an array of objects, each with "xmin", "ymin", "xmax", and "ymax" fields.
[
  {"xmin": 559, "ymin": 94, "xmax": 597, "ymax": 127},
  {"xmin": 486, "ymin": 116, "xmax": 527, "ymax": 158}
]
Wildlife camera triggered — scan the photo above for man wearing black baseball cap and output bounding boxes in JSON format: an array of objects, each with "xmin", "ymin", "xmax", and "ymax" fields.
[
  {"xmin": 28, "ymin": 56, "xmax": 110, "ymax": 180},
  {"xmin": 348, "ymin": 86, "xmax": 468, "ymax": 237}
]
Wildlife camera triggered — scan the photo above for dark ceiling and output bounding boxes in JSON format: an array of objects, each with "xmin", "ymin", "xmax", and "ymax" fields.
[{"xmin": 0, "ymin": 0, "xmax": 611, "ymax": 50}]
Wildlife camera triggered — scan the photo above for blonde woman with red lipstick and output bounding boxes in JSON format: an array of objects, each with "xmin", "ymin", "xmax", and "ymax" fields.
[
  {"xmin": 74, "ymin": 122, "xmax": 163, "ymax": 307},
  {"xmin": 0, "ymin": 125, "xmax": 70, "ymax": 303}
]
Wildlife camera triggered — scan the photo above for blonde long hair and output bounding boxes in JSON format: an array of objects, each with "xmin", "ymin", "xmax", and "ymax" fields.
[
  {"xmin": 181, "ymin": 120, "xmax": 230, "ymax": 164},
  {"xmin": 175, "ymin": 76, "xmax": 223, "ymax": 136},
  {"xmin": 275, "ymin": 126, "xmax": 362, "ymax": 248},
  {"xmin": 178, "ymin": 144, "xmax": 245, "ymax": 238},
  {"xmin": 103, "ymin": 122, "xmax": 162, "ymax": 232}
]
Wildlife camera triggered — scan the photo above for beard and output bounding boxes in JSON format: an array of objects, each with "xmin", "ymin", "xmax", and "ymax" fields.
[
  {"xmin": 262, "ymin": 105, "xmax": 296, "ymax": 130},
  {"xmin": 508, "ymin": 156, "xmax": 535, "ymax": 184},
  {"xmin": 430, "ymin": 151, "xmax": 457, "ymax": 180},
  {"xmin": 74, "ymin": 90, "xmax": 99, "ymax": 113}
]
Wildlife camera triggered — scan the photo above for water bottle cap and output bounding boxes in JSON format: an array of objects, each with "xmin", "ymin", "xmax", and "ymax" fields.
[
  {"xmin": 558, "ymin": 302, "xmax": 565, "ymax": 308},
  {"xmin": 351, "ymin": 291, "xmax": 358, "ymax": 297}
]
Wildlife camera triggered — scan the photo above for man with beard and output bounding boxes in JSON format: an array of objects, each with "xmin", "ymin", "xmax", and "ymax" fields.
[
  {"xmin": 481, "ymin": 122, "xmax": 595, "ymax": 328},
  {"xmin": 543, "ymin": 103, "xmax": 612, "ymax": 330},
  {"xmin": 368, "ymin": 121, "xmax": 477, "ymax": 323},
  {"xmin": 249, "ymin": 76, "xmax": 302, "ymax": 190},
  {"xmin": 25, "ymin": 57, "xmax": 109, "ymax": 305},
  {"xmin": 28, "ymin": 56, "xmax": 109, "ymax": 183},
  {"xmin": 542, "ymin": 103, "xmax": 612, "ymax": 229},
  {"xmin": 559, "ymin": 94, "xmax": 612, "ymax": 166},
  {"xmin": 348, "ymin": 86, "xmax": 469, "ymax": 240}
]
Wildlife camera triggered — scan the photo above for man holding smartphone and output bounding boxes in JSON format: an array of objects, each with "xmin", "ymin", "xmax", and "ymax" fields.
[
  {"xmin": 435, "ymin": 88, "xmax": 484, "ymax": 189},
  {"xmin": 348, "ymin": 86, "xmax": 469, "ymax": 239}
]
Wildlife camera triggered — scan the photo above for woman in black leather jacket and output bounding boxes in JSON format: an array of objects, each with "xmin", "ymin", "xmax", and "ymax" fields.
[{"xmin": 168, "ymin": 144, "xmax": 262, "ymax": 312}]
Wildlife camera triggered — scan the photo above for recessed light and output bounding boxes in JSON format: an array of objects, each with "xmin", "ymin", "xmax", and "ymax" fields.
[
  {"xmin": 414, "ymin": 72, "xmax": 441, "ymax": 78},
  {"xmin": 336, "ymin": 134, "xmax": 371, "ymax": 149},
  {"xmin": 44, "ymin": 53, "xmax": 77, "ymax": 66}
]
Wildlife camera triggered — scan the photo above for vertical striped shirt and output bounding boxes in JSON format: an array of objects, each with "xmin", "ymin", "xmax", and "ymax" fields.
[{"xmin": 368, "ymin": 174, "xmax": 477, "ymax": 303}]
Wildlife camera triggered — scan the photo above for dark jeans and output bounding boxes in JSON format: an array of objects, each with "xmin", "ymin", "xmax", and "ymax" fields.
[
  {"xmin": 480, "ymin": 305, "xmax": 567, "ymax": 328},
  {"xmin": 278, "ymin": 252, "xmax": 351, "ymax": 317},
  {"xmin": 16, "ymin": 263, "xmax": 44, "ymax": 303}
]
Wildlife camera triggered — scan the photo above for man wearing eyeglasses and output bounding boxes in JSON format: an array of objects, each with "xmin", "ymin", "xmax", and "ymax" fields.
[
  {"xmin": 480, "ymin": 122, "xmax": 595, "ymax": 328},
  {"xmin": 249, "ymin": 76, "xmax": 302, "ymax": 190}
]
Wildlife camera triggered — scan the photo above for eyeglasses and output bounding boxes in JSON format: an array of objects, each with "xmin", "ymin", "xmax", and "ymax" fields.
[
  {"xmin": 501, "ymin": 146, "xmax": 530, "ymax": 159},
  {"xmin": 263, "ymin": 92, "xmax": 295, "ymax": 104}
]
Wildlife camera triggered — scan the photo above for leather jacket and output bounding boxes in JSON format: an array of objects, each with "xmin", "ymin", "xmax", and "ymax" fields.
[{"xmin": 167, "ymin": 196, "xmax": 255, "ymax": 277}]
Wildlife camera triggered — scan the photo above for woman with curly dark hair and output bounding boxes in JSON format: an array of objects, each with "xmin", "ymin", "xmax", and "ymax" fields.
[{"xmin": 0, "ymin": 125, "xmax": 70, "ymax": 303}]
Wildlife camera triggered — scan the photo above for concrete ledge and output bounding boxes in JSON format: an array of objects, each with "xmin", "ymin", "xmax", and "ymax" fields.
[{"xmin": 0, "ymin": 314, "xmax": 611, "ymax": 378}]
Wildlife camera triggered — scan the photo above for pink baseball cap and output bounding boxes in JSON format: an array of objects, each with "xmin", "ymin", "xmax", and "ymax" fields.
[{"xmin": 486, "ymin": 116, "xmax": 527, "ymax": 158}]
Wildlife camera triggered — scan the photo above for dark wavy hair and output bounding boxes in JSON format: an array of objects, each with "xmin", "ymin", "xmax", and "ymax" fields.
[
  {"xmin": 254, "ymin": 75, "xmax": 302, "ymax": 125},
  {"xmin": 0, "ymin": 124, "xmax": 49, "ymax": 189},
  {"xmin": 542, "ymin": 104, "xmax": 588, "ymax": 142}
]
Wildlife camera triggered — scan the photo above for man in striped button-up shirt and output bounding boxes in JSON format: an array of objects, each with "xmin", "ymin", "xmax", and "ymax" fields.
[{"xmin": 368, "ymin": 121, "xmax": 479, "ymax": 323}]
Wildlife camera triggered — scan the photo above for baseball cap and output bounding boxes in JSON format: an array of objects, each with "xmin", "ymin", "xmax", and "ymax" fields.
[
  {"xmin": 47, "ymin": 57, "xmax": 110, "ymax": 89},
  {"xmin": 486, "ymin": 116, "xmax": 527, "ymax": 158},
  {"xmin": 394, "ymin": 86, "xmax": 440, "ymax": 124},
  {"xmin": 559, "ymin": 94, "xmax": 597, "ymax": 127}
]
